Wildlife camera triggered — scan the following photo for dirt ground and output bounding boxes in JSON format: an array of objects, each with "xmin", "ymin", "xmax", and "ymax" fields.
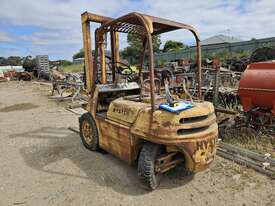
[{"xmin": 0, "ymin": 81, "xmax": 274, "ymax": 206}]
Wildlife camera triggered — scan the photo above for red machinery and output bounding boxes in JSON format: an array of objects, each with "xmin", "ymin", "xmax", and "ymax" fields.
[{"xmin": 238, "ymin": 61, "xmax": 275, "ymax": 127}]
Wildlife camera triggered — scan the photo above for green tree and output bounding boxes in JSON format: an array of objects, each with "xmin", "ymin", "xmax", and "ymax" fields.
[
  {"xmin": 163, "ymin": 40, "xmax": 187, "ymax": 52},
  {"xmin": 215, "ymin": 49, "xmax": 231, "ymax": 61},
  {"xmin": 7, "ymin": 56, "xmax": 22, "ymax": 65},
  {"xmin": 121, "ymin": 33, "xmax": 161, "ymax": 64},
  {"xmin": 152, "ymin": 35, "xmax": 162, "ymax": 53},
  {"xmin": 23, "ymin": 56, "xmax": 36, "ymax": 72},
  {"xmin": 59, "ymin": 60, "xmax": 72, "ymax": 67},
  {"xmin": 0, "ymin": 57, "xmax": 8, "ymax": 66},
  {"xmin": 73, "ymin": 48, "xmax": 84, "ymax": 59}
]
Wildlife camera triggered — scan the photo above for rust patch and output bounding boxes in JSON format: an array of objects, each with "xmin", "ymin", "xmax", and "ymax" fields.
[
  {"xmin": 0, "ymin": 103, "xmax": 39, "ymax": 112},
  {"xmin": 162, "ymin": 121, "xmax": 172, "ymax": 127}
]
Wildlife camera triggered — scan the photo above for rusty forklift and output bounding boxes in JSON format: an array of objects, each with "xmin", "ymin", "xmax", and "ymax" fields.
[{"xmin": 79, "ymin": 11, "xmax": 218, "ymax": 190}]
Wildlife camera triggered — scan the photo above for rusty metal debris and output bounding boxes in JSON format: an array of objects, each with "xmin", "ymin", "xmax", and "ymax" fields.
[
  {"xmin": 187, "ymin": 54, "xmax": 275, "ymax": 134},
  {"xmin": 0, "ymin": 70, "xmax": 33, "ymax": 82},
  {"xmin": 51, "ymin": 69, "xmax": 86, "ymax": 103}
]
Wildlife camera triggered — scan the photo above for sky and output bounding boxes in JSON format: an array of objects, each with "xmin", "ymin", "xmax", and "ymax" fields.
[{"xmin": 0, "ymin": 0, "xmax": 275, "ymax": 60}]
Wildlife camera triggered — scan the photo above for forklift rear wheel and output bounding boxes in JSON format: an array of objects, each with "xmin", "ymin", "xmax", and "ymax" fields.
[
  {"xmin": 79, "ymin": 113, "xmax": 99, "ymax": 151},
  {"xmin": 138, "ymin": 143, "xmax": 163, "ymax": 190}
]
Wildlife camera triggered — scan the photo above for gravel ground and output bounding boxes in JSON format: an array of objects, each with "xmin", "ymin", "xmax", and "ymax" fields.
[{"xmin": 0, "ymin": 81, "xmax": 274, "ymax": 206}]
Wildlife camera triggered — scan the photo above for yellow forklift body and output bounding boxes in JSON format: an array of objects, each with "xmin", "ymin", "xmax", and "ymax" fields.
[{"xmin": 80, "ymin": 11, "xmax": 218, "ymax": 179}]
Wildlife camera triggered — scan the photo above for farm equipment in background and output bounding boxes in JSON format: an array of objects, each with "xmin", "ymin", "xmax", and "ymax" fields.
[
  {"xmin": 238, "ymin": 61, "xmax": 275, "ymax": 133},
  {"xmin": 156, "ymin": 50, "xmax": 275, "ymax": 136},
  {"xmin": 17, "ymin": 71, "xmax": 33, "ymax": 81},
  {"xmin": 1, "ymin": 70, "xmax": 33, "ymax": 81},
  {"xmin": 151, "ymin": 58, "xmax": 241, "ymax": 111},
  {"xmin": 51, "ymin": 69, "xmax": 85, "ymax": 103}
]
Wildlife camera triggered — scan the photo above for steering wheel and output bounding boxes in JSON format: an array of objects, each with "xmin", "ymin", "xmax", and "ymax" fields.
[
  {"xmin": 141, "ymin": 78, "xmax": 161, "ymax": 96},
  {"xmin": 113, "ymin": 61, "xmax": 133, "ymax": 76}
]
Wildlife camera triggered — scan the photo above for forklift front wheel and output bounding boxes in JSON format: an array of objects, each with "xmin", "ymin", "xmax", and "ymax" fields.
[
  {"xmin": 79, "ymin": 113, "xmax": 99, "ymax": 151},
  {"xmin": 138, "ymin": 143, "xmax": 164, "ymax": 190}
]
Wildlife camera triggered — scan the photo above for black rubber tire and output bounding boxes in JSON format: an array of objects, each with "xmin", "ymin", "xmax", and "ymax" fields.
[
  {"xmin": 79, "ymin": 112, "xmax": 99, "ymax": 151},
  {"xmin": 138, "ymin": 143, "xmax": 163, "ymax": 190}
]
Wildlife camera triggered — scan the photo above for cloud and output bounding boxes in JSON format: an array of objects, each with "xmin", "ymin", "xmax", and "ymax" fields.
[
  {"xmin": 0, "ymin": 0, "xmax": 144, "ymax": 59},
  {"xmin": 0, "ymin": 0, "xmax": 143, "ymax": 29},
  {"xmin": 144, "ymin": 0, "xmax": 275, "ymax": 40},
  {"xmin": 20, "ymin": 30, "xmax": 81, "ymax": 45},
  {"xmin": 0, "ymin": 0, "xmax": 275, "ymax": 59},
  {"xmin": 0, "ymin": 31, "xmax": 14, "ymax": 42}
]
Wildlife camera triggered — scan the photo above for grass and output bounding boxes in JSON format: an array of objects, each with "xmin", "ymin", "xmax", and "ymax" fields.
[
  {"xmin": 221, "ymin": 127, "xmax": 275, "ymax": 157},
  {"xmin": 217, "ymin": 112, "xmax": 274, "ymax": 157},
  {"xmin": 60, "ymin": 64, "xmax": 84, "ymax": 73}
]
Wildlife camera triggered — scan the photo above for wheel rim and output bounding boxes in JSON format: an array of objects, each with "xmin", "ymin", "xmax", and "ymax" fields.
[{"xmin": 82, "ymin": 120, "xmax": 93, "ymax": 144}]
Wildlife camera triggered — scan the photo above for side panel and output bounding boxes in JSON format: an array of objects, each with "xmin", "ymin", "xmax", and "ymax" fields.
[{"xmin": 96, "ymin": 117, "xmax": 139, "ymax": 163}]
